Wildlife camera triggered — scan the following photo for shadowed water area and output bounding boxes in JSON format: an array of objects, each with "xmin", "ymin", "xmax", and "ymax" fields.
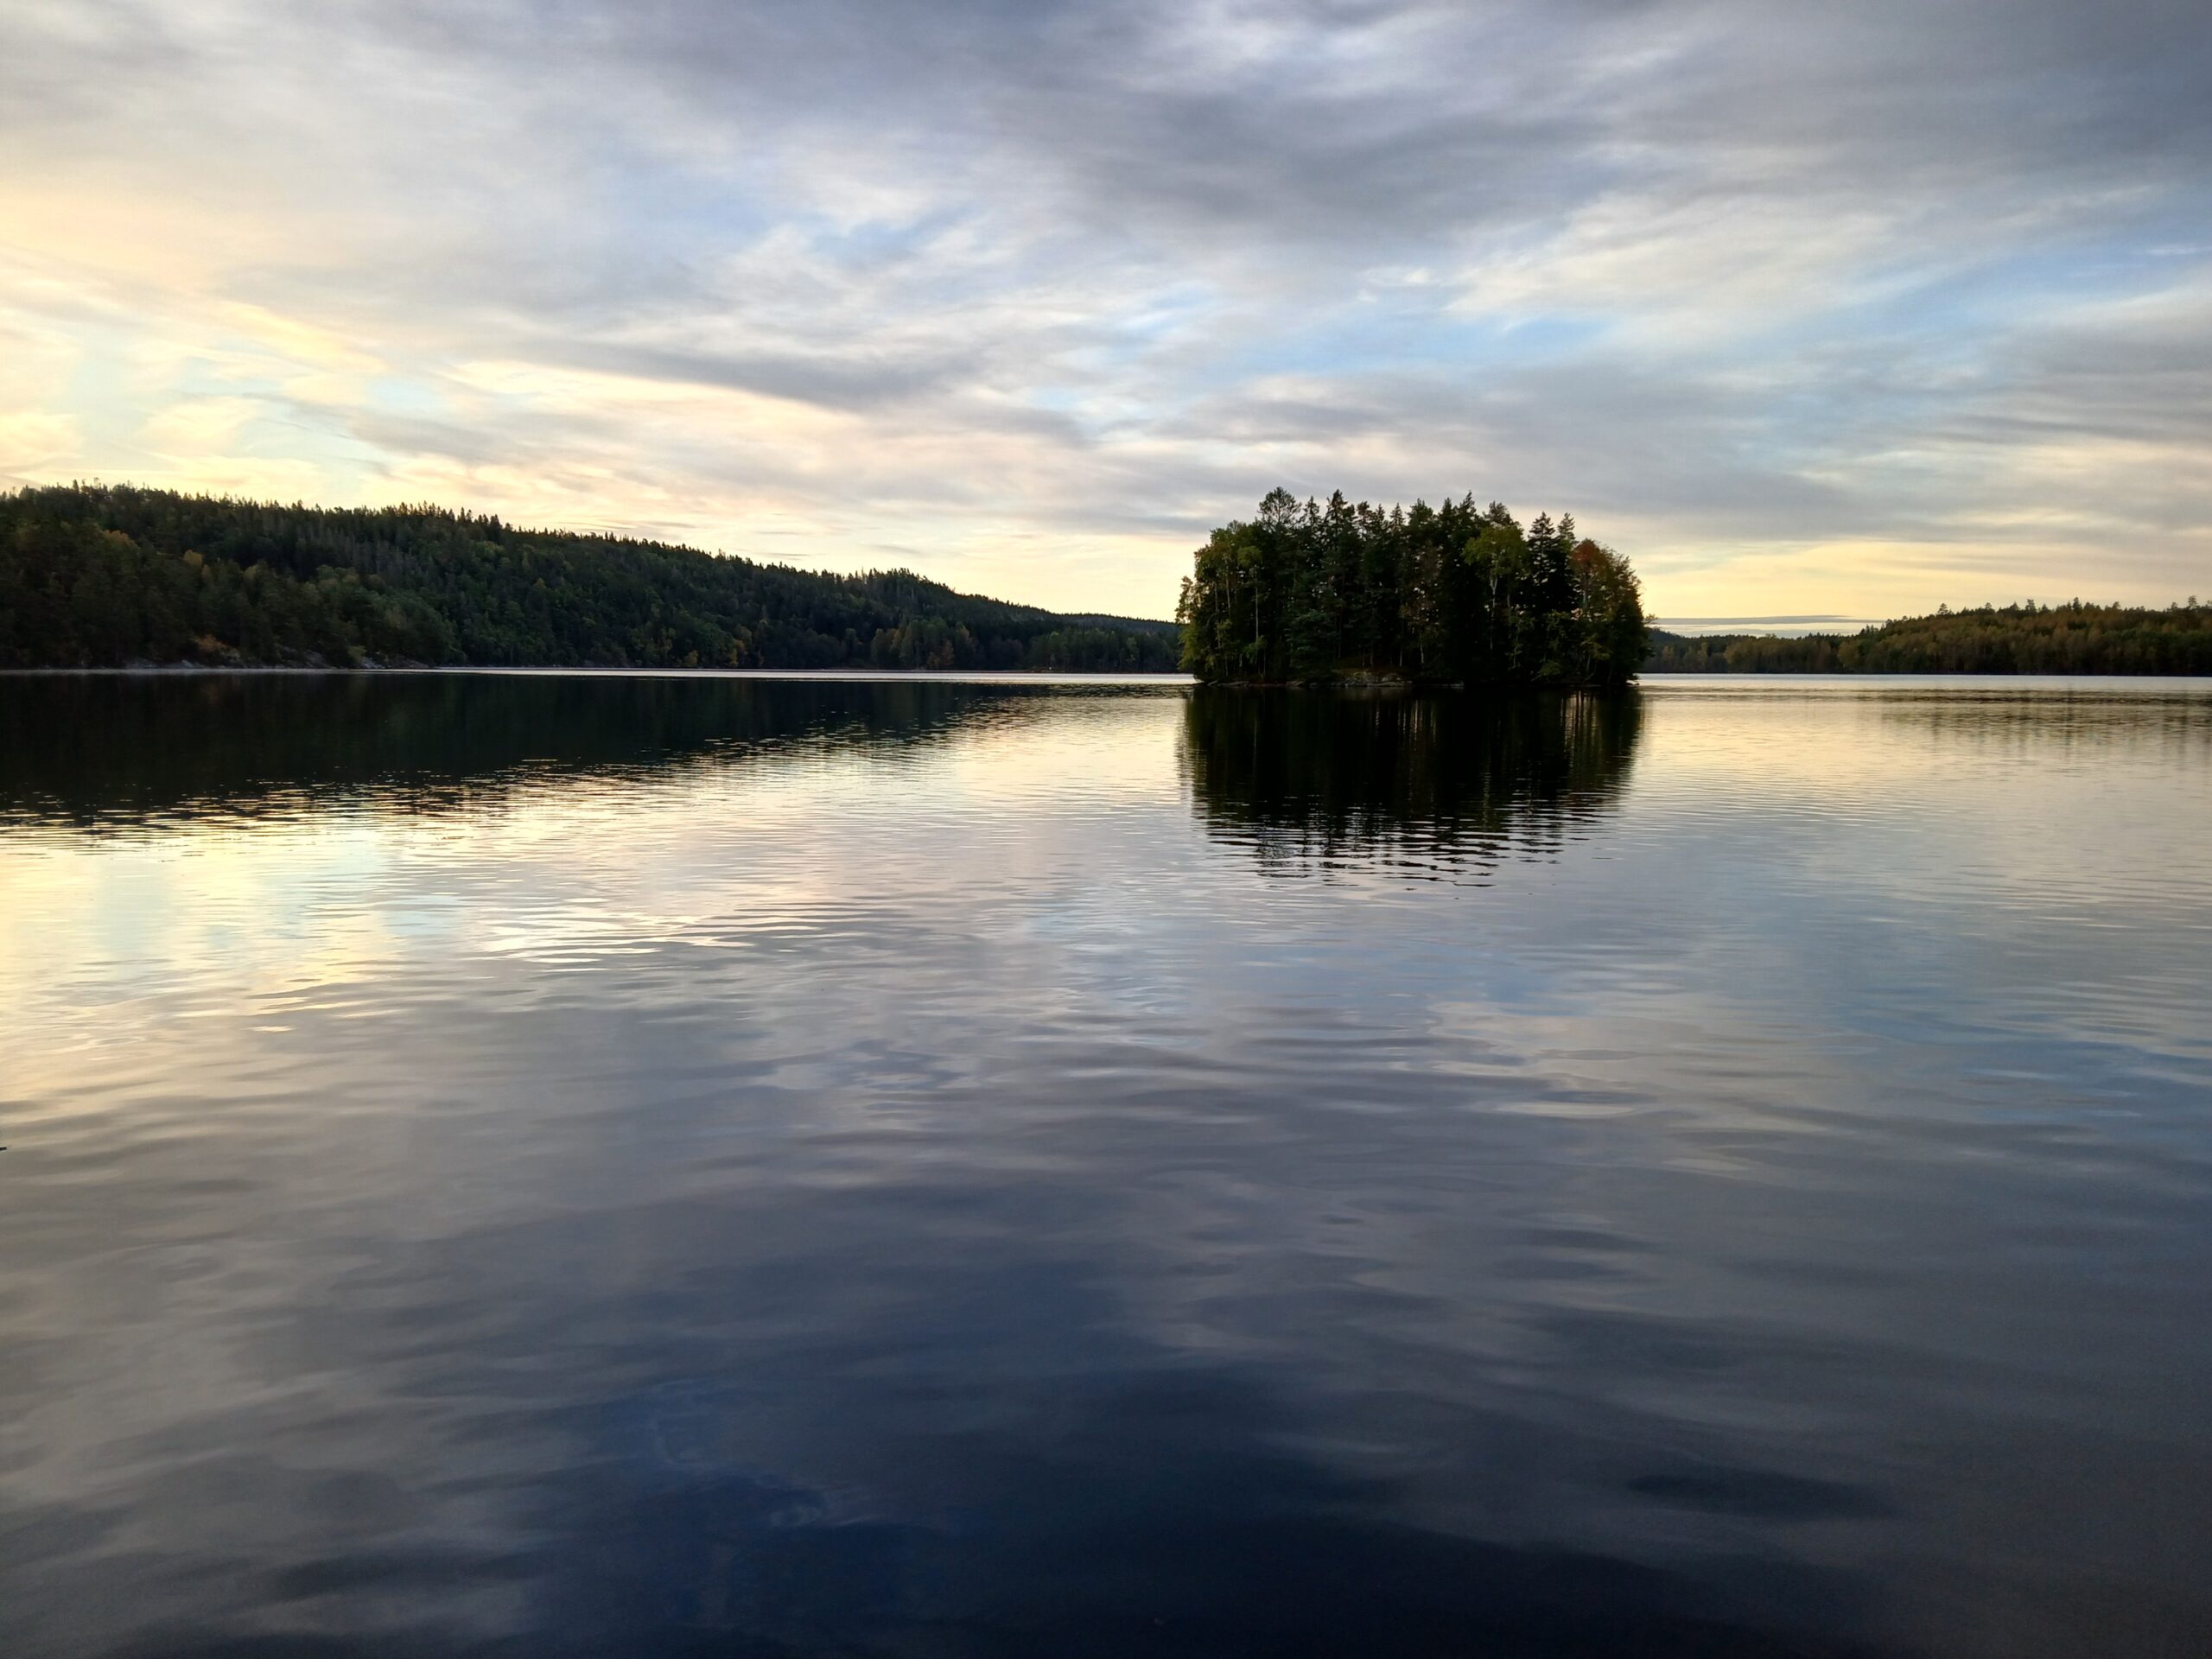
[{"xmin": 2, "ymin": 673, "xmax": 2209, "ymax": 1658}]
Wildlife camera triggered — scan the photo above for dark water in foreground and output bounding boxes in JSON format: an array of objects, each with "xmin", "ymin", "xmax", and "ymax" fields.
[{"xmin": 3, "ymin": 673, "xmax": 2209, "ymax": 1658}]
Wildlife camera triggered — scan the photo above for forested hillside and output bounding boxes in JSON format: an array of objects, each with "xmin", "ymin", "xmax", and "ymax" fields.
[
  {"xmin": 1646, "ymin": 601, "xmax": 2212, "ymax": 674},
  {"xmin": 1177, "ymin": 488, "xmax": 1646, "ymax": 686},
  {"xmin": 0, "ymin": 485, "xmax": 1180, "ymax": 671}
]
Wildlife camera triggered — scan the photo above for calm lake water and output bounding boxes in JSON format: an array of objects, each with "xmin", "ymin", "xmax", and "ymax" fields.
[{"xmin": 3, "ymin": 673, "xmax": 2209, "ymax": 1658}]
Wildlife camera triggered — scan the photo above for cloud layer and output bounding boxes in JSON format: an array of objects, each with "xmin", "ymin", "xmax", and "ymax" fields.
[{"xmin": 3, "ymin": 0, "xmax": 2207, "ymax": 616}]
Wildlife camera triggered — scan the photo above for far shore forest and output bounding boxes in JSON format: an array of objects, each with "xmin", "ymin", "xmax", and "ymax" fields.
[
  {"xmin": 1646, "ymin": 602, "xmax": 2212, "ymax": 676},
  {"xmin": 1, "ymin": 483, "xmax": 2205, "ymax": 677},
  {"xmin": 0, "ymin": 486, "xmax": 1179, "ymax": 673}
]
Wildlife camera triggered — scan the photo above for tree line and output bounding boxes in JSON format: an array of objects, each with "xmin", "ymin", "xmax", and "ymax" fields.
[
  {"xmin": 1177, "ymin": 488, "xmax": 1647, "ymax": 686},
  {"xmin": 1185, "ymin": 688, "xmax": 1641, "ymax": 878},
  {"xmin": 0, "ymin": 485, "xmax": 1182, "ymax": 672},
  {"xmin": 1644, "ymin": 601, "xmax": 2212, "ymax": 675}
]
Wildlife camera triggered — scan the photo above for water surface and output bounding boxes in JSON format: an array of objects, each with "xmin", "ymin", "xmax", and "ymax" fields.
[{"xmin": 2, "ymin": 673, "xmax": 2209, "ymax": 1657}]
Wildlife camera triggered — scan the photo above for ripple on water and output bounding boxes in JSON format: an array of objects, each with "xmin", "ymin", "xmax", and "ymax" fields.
[{"xmin": 1, "ymin": 673, "xmax": 2210, "ymax": 1659}]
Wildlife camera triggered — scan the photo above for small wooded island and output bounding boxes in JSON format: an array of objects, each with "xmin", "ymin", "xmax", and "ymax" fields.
[{"xmin": 1179, "ymin": 489, "xmax": 1647, "ymax": 686}]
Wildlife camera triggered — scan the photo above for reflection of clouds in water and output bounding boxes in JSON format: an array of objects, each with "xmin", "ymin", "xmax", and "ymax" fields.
[
  {"xmin": 1643, "ymin": 677, "xmax": 2212, "ymax": 780},
  {"xmin": 0, "ymin": 971, "xmax": 1885, "ymax": 1656},
  {"xmin": 0, "ymin": 677, "xmax": 1190, "ymax": 1072},
  {"xmin": 1623, "ymin": 683, "xmax": 2212, "ymax": 1065},
  {"xmin": 2, "ymin": 677, "xmax": 2211, "ymax": 1657}
]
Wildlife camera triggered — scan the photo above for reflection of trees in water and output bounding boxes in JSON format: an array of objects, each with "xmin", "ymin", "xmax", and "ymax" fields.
[
  {"xmin": 1866, "ymin": 689, "xmax": 2212, "ymax": 758},
  {"xmin": 0, "ymin": 674, "xmax": 1088, "ymax": 828},
  {"xmin": 1183, "ymin": 689, "xmax": 1641, "ymax": 880}
]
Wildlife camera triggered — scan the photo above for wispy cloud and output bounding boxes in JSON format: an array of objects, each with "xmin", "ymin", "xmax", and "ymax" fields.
[{"xmin": 1, "ymin": 0, "xmax": 2206, "ymax": 614}]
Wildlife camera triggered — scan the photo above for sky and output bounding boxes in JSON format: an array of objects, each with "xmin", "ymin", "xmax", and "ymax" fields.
[{"xmin": 2, "ymin": 1, "xmax": 2208, "ymax": 622}]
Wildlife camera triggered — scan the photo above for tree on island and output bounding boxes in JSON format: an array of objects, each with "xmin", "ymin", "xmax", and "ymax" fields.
[{"xmin": 1177, "ymin": 488, "xmax": 1647, "ymax": 686}]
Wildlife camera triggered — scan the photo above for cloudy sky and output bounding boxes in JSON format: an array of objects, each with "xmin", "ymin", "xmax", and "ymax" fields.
[{"xmin": 3, "ymin": 1, "xmax": 2207, "ymax": 620}]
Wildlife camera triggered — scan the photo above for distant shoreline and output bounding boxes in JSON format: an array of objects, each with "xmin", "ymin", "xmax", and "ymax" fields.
[
  {"xmin": 10, "ymin": 485, "xmax": 2207, "ymax": 681},
  {"xmin": 8, "ymin": 666, "xmax": 2211, "ymax": 692},
  {"xmin": 1644, "ymin": 605, "xmax": 2210, "ymax": 675},
  {"xmin": 1, "ymin": 485, "xmax": 1183, "ymax": 675},
  {"xmin": 0, "ymin": 664, "xmax": 1198, "ymax": 684}
]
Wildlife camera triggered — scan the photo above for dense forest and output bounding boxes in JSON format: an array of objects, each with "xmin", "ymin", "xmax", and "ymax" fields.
[
  {"xmin": 1644, "ymin": 601, "xmax": 2212, "ymax": 675},
  {"xmin": 1177, "ymin": 488, "xmax": 1647, "ymax": 686},
  {"xmin": 0, "ymin": 485, "xmax": 1181, "ymax": 671}
]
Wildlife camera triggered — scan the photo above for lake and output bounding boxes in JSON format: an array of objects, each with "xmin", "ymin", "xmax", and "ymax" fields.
[{"xmin": 2, "ymin": 672, "xmax": 2208, "ymax": 1658}]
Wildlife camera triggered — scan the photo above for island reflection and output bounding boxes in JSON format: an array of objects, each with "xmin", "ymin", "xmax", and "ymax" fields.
[{"xmin": 1182, "ymin": 688, "xmax": 1641, "ymax": 879}]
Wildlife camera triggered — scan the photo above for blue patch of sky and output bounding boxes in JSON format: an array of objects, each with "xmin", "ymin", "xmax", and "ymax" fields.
[
  {"xmin": 1040, "ymin": 282, "xmax": 1223, "ymax": 393},
  {"xmin": 362, "ymin": 378, "xmax": 449, "ymax": 420},
  {"xmin": 792, "ymin": 207, "xmax": 977, "ymax": 275},
  {"xmin": 1195, "ymin": 298, "xmax": 1608, "ymax": 389},
  {"xmin": 1806, "ymin": 204, "xmax": 2209, "ymax": 353},
  {"xmin": 557, "ymin": 148, "xmax": 792, "ymax": 291}
]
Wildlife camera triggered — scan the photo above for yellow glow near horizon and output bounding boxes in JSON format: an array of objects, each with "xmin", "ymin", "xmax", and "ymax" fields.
[{"xmin": 3, "ymin": 5, "xmax": 2208, "ymax": 620}]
